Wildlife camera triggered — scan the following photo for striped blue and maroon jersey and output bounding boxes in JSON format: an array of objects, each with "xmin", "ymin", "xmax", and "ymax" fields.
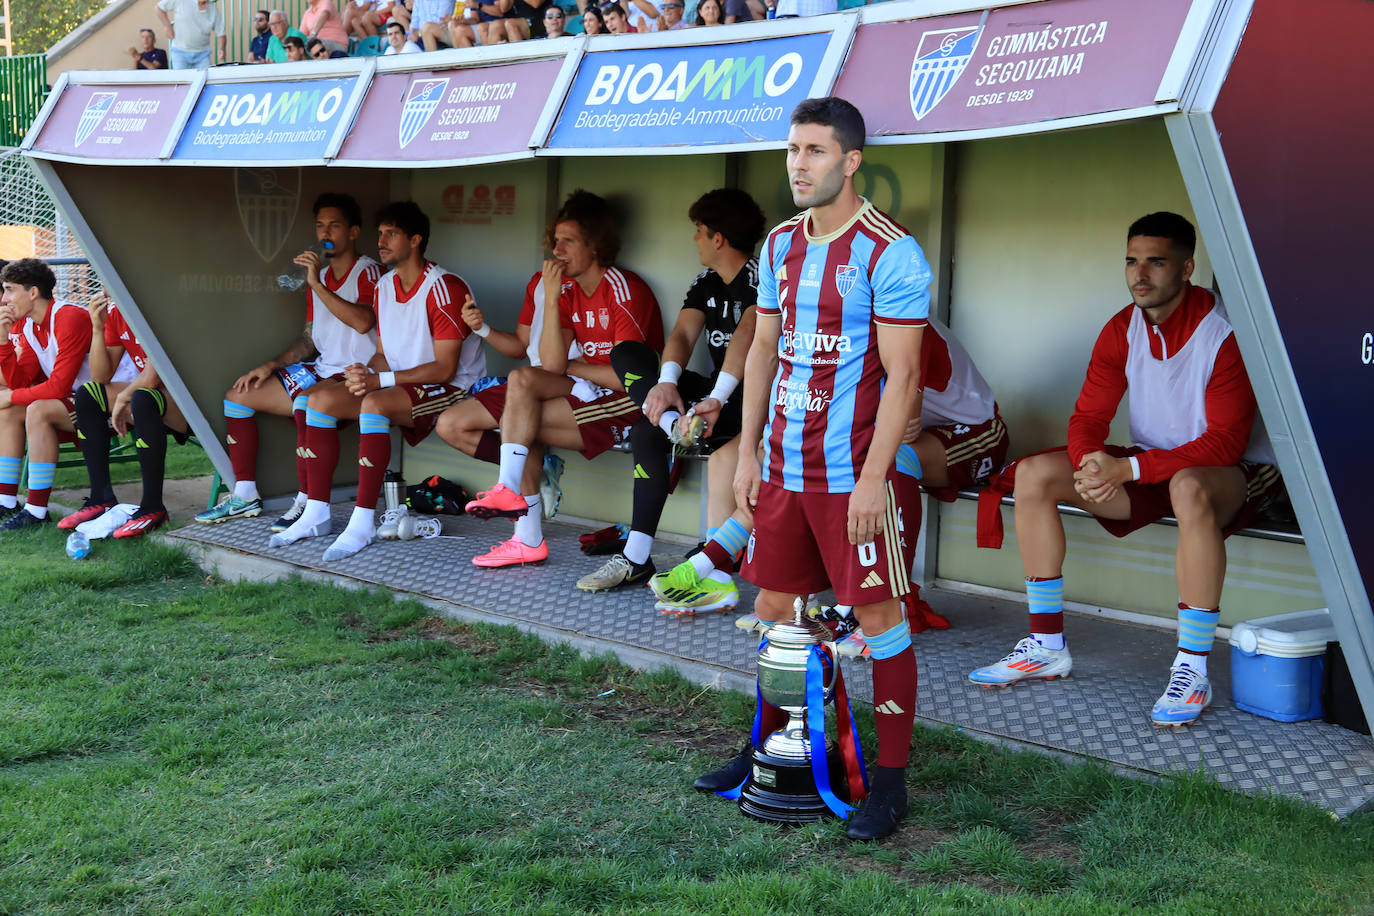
[{"xmin": 757, "ymin": 200, "xmax": 931, "ymax": 493}]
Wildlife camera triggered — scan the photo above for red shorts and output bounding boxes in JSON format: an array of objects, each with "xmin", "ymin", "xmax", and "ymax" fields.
[
  {"xmin": 568, "ymin": 390, "xmax": 638, "ymax": 459},
  {"xmin": 59, "ymin": 395, "xmax": 78, "ymax": 445},
  {"xmin": 742, "ymin": 476, "xmax": 910, "ymax": 607},
  {"xmin": 1083, "ymin": 445, "xmax": 1285, "ymax": 538},
  {"xmin": 925, "ymin": 412, "xmax": 1010, "ymax": 502},
  {"xmin": 472, "ymin": 382, "xmax": 507, "ymax": 424},
  {"xmin": 398, "ymin": 382, "xmax": 465, "ymax": 446}
]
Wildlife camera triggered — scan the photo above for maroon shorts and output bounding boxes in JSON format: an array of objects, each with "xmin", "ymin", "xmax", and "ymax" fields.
[
  {"xmin": 925, "ymin": 412, "xmax": 1010, "ymax": 502},
  {"xmin": 742, "ymin": 476, "xmax": 910, "ymax": 607},
  {"xmin": 398, "ymin": 382, "xmax": 465, "ymax": 446},
  {"xmin": 59, "ymin": 395, "xmax": 78, "ymax": 445},
  {"xmin": 567, "ymin": 390, "xmax": 638, "ymax": 459},
  {"xmin": 1078, "ymin": 445, "xmax": 1285, "ymax": 538},
  {"xmin": 472, "ymin": 382, "xmax": 508, "ymax": 424}
]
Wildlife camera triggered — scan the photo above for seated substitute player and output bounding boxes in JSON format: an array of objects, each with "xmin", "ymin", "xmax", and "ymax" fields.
[
  {"xmin": 458, "ymin": 190, "xmax": 665, "ymax": 568},
  {"xmin": 197, "ymin": 192, "xmax": 380, "ymax": 531},
  {"xmin": 0, "ymin": 259, "xmax": 94, "ymax": 530},
  {"xmin": 575, "ymin": 187, "xmax": 765, "ymax": 593},
  {"xmin": 970, "ymin": 211, "xmax": 1281, "ymax": 728},
  {"xmin": 54, "ymin": 291, "xmax": 189, "ymax": 536},
  {"xmin": 693, "ymin": 98, "xmax": 930, "ymax": 842},
  {"xmin": 272, "ymin": 200, "xmax": 485, "ymax": 561}
]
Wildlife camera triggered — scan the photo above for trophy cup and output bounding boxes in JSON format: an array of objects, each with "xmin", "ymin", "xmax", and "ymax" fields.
[{"xmin": 739, "ymin": 598, "xmax": 848, "ymax": 824}]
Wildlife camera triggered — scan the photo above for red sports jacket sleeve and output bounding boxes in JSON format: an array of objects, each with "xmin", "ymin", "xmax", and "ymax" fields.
[
  {"xmin": 1067, "ymin": 308, "xmax": 1130, "ymax": 469},
  {"xmin": 10, "ymin": 307, "xmax": 93, "ymax": 406}
]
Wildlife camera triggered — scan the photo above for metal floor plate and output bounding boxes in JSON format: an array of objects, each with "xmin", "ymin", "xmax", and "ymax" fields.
[{"xmin": 169, "ymin": 508, "xmax": 1374, "ymax": 816}]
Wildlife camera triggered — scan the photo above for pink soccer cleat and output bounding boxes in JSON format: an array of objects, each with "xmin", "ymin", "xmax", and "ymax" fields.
[
  {"xmin": 464, "ymin": 484, "xmax": 530, "ymax": 520},
  {"xmin": 472, "ymin": 536, "xmax": 548, "ymax": 568}
]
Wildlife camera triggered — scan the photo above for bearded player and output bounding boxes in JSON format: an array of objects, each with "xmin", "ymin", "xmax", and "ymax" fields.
[{"xmin": 693, "ymin": 98, "xmax": 930, "ymax": 842}]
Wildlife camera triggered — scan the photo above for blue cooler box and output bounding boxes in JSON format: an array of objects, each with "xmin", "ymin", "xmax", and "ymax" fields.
[{"xmin": 1229, "ymin": 609, "xmax": 1335, "ymax": 722}]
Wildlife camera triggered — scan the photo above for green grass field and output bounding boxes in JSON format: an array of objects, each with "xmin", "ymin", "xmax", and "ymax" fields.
[
  {"xmin": 0, "ymin": 531, "xmax": 1370, "ymax": 915},
  {"xmin": 48, "ymin": 437, "xmax": 215, "ymax": 494}
]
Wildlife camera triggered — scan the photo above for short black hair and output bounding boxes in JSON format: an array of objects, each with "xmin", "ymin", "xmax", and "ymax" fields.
[
  {"xmin": 0, "ymin": 258, "xmax": 56, "ymax": 300},
  {"xmin": 306, "ymin": 37, "xmax": 326, "ymax": 54},
  {"xmin": 601, "ymin": 2, "xmax": 627, "ymax": 15},
  {"xmin": 283, "ymin": 35, "xmax": 305, "ymax": 50},
  {"xmin": 1128, "ymin": 211, "xmax": 1196, "ymax": 258},
  {"xmin": 546, "ymin": 190, "xmax": 620, "ymax": 267},
  {"xmin": 313, "ymin": 192, "xmax": 362, "ymax": 228},
  {"xmin": 689, "ymin": 188, "xmax": 766, "ymax": 255},
  {"xmin": 790, "ymin": 96, "xmax": 865, "ymax": 153},
  {"xmin": 376, "ymin": 200, "xmax": 431, "ymax": 255}
]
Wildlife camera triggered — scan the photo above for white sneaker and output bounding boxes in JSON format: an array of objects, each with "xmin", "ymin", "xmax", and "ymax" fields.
[
  {"xmin": 968, "ymin": 637, "xmax": 1073, "ymax": 687},
  {"xmin": 377, "ymin": 506, "xmax": 407, "ymax": 540},
  {"xmin": 1151, "ymin": 665, "xmax": 1212, "ymax": 727}
]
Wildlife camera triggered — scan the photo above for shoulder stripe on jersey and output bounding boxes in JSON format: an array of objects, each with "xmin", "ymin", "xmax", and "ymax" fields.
[
  {"xmin": 605, "ymin": 267, "xmax": 630, "ymax": 302},
  {"xmin": 859, "ymin": 211, "xmax": 905, "ymax": 244}
]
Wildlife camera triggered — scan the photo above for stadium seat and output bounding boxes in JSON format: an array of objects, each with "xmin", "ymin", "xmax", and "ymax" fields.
[
  {"xmin": 352, "ymin": 35, "xmax": 383, "ymax": 56},
  {"xmin": 838, "ymin": 0, "xmax": 867, "ymax": 9},
  {"xmin": 566, "ymin": 13, "xmax": 584, "ymax": 32}
]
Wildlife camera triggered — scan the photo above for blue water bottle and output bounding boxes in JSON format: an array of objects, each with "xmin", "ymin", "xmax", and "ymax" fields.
[{"xmin": 65, "ymin": 530, "xmax": 91, "ymax": 560}]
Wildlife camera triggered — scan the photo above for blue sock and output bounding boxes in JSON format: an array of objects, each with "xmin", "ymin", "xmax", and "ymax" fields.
[
  {"xmin": 1027, "ymin": 577, "xmax": 1065, "ymax": 650},
  {"xmin": 223, "ymin": 400, "xmax": 256, "ymax": 419}
]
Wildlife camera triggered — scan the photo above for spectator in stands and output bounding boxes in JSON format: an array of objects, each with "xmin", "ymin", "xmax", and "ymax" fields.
[
  {"xmin": 283, "ymin": 34, "xmax": 309, "ymax": 60},
  {"xmin": 343, "ymin": 0, "xmax": 380, "ymax": 39},
  {"xmin": 247, "ymin": 10, "xmax": 271, "ymax": 61},
  {"xmin": 300, "ymin": 0, "xmax": 350, "ymax": 54},
  {"xmin": 307, "ymin": 36, "xmax": 348, "ymax": 58},
  {"xmin": 773, "ymin": 0, "xmax": 834, "ymax": 16},
  {"xmin": 384, "ymin": 18, "xmax": 422, "ymax": 52},
  {"xmin": 725, "ymin": 0, "xmax": 763, "ymax": 21},
  {"xmin": 465, "ymin": 0, "xmax": 522, "ymax": 43},
  {"xmin": 265, "ymin": 10, "xmax": 307, "ymax": 62},
  {"xmin": 446, "ymin": 3, "xmax": 481, "ymax": 48},
  {"xmin": 155, "ymin": 0, "xmax": 227, "ymax": 69},
  {"xmin": 509, "ymin": 0, "xmax": 553, "ymax": 39},
  {"xmin": 541, "ymin": 4, "xmax": 567, "ymax": 37},
  {"xmin": 693, "ymin": 0, "xmax": 721, "ymax": 25},
  {"xmin": 383, "ymin": 0, "xmax": 412, "ymax": 31},
  {"xmin": 581, "ymin": 5, "xmax": 606, "ymax": 33},
  {"xmin": 409, "ymin": 0, "xmax": 453, "ymax": 49},
  {"xmin": 602, "ymin": 2, "xmax": 635, "ymax": 33},
  {"xmin": 643, "ymin": 0, "xmax": 687, "ymax": 30},
  {"xmin": 128, "ymin": 28, "xmax": 169, "ymax": 69}
]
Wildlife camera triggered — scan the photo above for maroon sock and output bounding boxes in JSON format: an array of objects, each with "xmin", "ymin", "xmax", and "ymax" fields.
[
  {"xmin": 0, "ymin": 481, "xmax": 15, "ymax": 501},
  {"xmin": 356, "ymin": 431, "xmax": 390, "ymax": 510},
  {"xmin": 225, "ymin": 416, "xmax": 258, "ymax": 483},
  {"xmin": 872, "ymin": 645, "xmax": 918, "ymax": 768},
  {"xmin": 293, "ymin": 407, "xmax": 308, "ymax": 494},
  {"xmin": 473, "ymin": 430, "xmax": 501, "ymax": 464},
  {"xmin": 26, "ymin": 485, "xmax": 50, "ymax": 509},
  {"xmin": 306, "ymin": 424, "xmax": 341, "ymax": 502},
  {"xmin": 702, "ymin": 539, "xmax": 736, "ymax": 573}
]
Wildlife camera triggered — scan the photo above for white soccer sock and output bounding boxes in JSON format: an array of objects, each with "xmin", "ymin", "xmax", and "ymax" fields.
[
  {"xmin": 293, "ymin": 491, "xmax": 308, "ymax": 507},
  {"xmin": 514, "ymin": 495, "xmax": 542, "ymax": 547},
  {"xmin": 498, "ymin": 444, "xmax": 529, "ymax": 492},
  {"xmin": 1032, "ymin": 633, "xmax": 1067, "ymax": 651},
  {"xmin": 658, "ymin": 411, "xmax": 681, "ymax": 437},
  {"xmin": 24, "ymin": 504, "xmax": 46, "ymax": 519},
  {"xmin": 0, "ymin": 495, "xmax": 14, "ymax": 509},
  {"xmin": 1172, "ymin": 650, "xmax": 1207, "ymax": 675},
  {"xmin": 234, "ymin": 480, "xmax": 260, "ymax": 501},
  {"xmin": 624, "ymin": 530, "xmax": 653, "ymax": 565},
  {"xmin": 689, "ymin": 552, "xmax": 715, "ymax": 579},
  {"xmin": 271, "ymin": 499, "xmax": 332, "ymax": 546},
  {"xmin": 322, "ymin": 506, "xmax": 376, "ymax": 561},
  {"xmin": 706, "ymin": 569, "xmax": 731, "ymax": 584}
]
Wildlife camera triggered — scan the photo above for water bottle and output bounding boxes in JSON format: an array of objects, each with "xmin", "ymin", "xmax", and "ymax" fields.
[
  {"xmin": 383, "ymin": 469, "xmax": 405, "ymax": 512},
  {"xmin": 277, "ymin": 240, "xmax": 335, "ymax": 291},
  {"xmin": 65, "ymin": 530, "xmax": 91, "ymax": 560}
]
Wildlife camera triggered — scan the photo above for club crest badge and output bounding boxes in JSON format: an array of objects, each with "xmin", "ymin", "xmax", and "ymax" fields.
[
  {"xmin": 598, "ymin": 307, "xmax": 610, "ymax": 330},
  {"xmin": 235, "ymin": 167, "xmax": 301, "ymax": 263},
  {"xmin": 834, "ymin": 264, "xmax": 860, "ymax": 298},
  {"xmin": 75, "ymin": 92, "xmax": 117, "ymax": 147},
  {"xmin": 399, "ymin": 78, "xmax": 450, "ymax": 149},
  {"xmin": 909, "ymin": 24, "xmax": 983, "ymax": 121}
]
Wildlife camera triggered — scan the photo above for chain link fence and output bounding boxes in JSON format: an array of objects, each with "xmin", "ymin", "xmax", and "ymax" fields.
[{"xmin": 0, "ymin": 147, "xmax": 100, "ymax": 304}]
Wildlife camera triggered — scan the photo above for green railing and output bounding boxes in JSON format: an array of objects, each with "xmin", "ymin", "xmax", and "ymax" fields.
[
  {"xmin": 225, "ymin": 1, "xmax": 309, "ymax": 63},
  {"xmin": 0, "ymin": 53, "xmax": 45, "ymax": 147}
]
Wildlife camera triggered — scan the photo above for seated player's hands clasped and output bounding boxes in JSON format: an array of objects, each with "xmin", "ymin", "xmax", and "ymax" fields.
[
  {"xmin": 847, "ymin": 475, "xmax": 886, "ymax": 547},
  {"xmin": 344, "ymin": 362, "xmax": 372, "ymax": 396},
  {"xmin": 1073, "ymin": 450, "xmax": 1127, "ymax": 504}
]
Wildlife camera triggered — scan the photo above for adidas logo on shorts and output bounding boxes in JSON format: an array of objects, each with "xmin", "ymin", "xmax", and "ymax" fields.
[{"xmin": 860, "ymin": 570, "xmax": 885, "ymax": 589}]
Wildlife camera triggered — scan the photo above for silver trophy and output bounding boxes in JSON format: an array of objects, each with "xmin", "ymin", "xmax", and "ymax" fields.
[{"xmin": 739, "ymin": 597, "xmax": 847, "ymax": 823}]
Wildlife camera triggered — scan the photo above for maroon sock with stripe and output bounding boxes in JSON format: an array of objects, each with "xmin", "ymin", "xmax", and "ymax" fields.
[
  {"xmin": 293, "ymin": 407, "xmax": 309, "ymax": 494},
  {"xmin": 356, "ymin": 431, "xmax": 390, "ymax": 510},
  {"xmin": 225, "ymin": 416, "xmax": 258, "ymax": 483},
  {"xmin": 306, "ymin": 424, "xmax": 340, "ymax": 502},
  {"xmin": 871, "ymin": 645, "xmax": 918, "ymax": 768}
]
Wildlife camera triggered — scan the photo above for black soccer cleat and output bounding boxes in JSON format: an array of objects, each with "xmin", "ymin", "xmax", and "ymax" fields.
[
  {"xmin": 845, "ymin": 785, "xmax": 909, "ymax": 841},
  {"xmin": 693, "ymin": 741, "xmax": 754, "ymax": 793}
]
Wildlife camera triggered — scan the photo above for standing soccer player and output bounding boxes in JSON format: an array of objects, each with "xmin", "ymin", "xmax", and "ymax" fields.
[{"xmin": 693, "ymin": 98, "xmax": 931, "ymax": 841}]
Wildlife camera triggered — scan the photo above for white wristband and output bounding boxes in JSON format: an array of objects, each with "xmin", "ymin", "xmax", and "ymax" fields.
[
  {"xmin": 1128, "ymin": 456, "xmax": 1141, "ymax": 481},
  {"xmin": 707, "ymin": 370, "xmax": 739, "ymax": 405},
  {"xmin": 378, "ymin": 371, "xmax": 396, "ymax": 389},
  {"xmin": 473, "ymin": 323, "xmax": 491, "ymax": 339},
  {"xmin": 658, "ymin": 361, "xmax": 683, "ymax": 385}
]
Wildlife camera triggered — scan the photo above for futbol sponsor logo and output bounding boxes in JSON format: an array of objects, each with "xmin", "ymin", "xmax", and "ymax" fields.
[
  {"xmin": 75, "ymin": 92, "xmax": 118, "ymax": 147},
  {"xmin": 909, "ymin": 25, "xmax": 983, "ymax": 121},
  {"xmin": 780, "ymin": 329, "xmax": 852, "ymax": 354},
  {"xmin": 399, "ymin": 78, "xmax": 450, "ymax": 149},
  {"xmin": 834, "ymin": 264, "xmax": 859, "ymax": 298}
]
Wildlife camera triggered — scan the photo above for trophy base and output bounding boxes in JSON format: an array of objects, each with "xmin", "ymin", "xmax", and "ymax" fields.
[{"xmin": 738, "ymin": 743, "xmax": 849, "ymax": 825}]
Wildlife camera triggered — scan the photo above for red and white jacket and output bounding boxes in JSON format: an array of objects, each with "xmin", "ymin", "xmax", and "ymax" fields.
[
  {"xmin": 0, "ymin": 300, "xmax": 93, "ymax": 406},
  {"xmin": 1068, "ymin": 283, "xmax": 1271, "ymax": 484}
]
